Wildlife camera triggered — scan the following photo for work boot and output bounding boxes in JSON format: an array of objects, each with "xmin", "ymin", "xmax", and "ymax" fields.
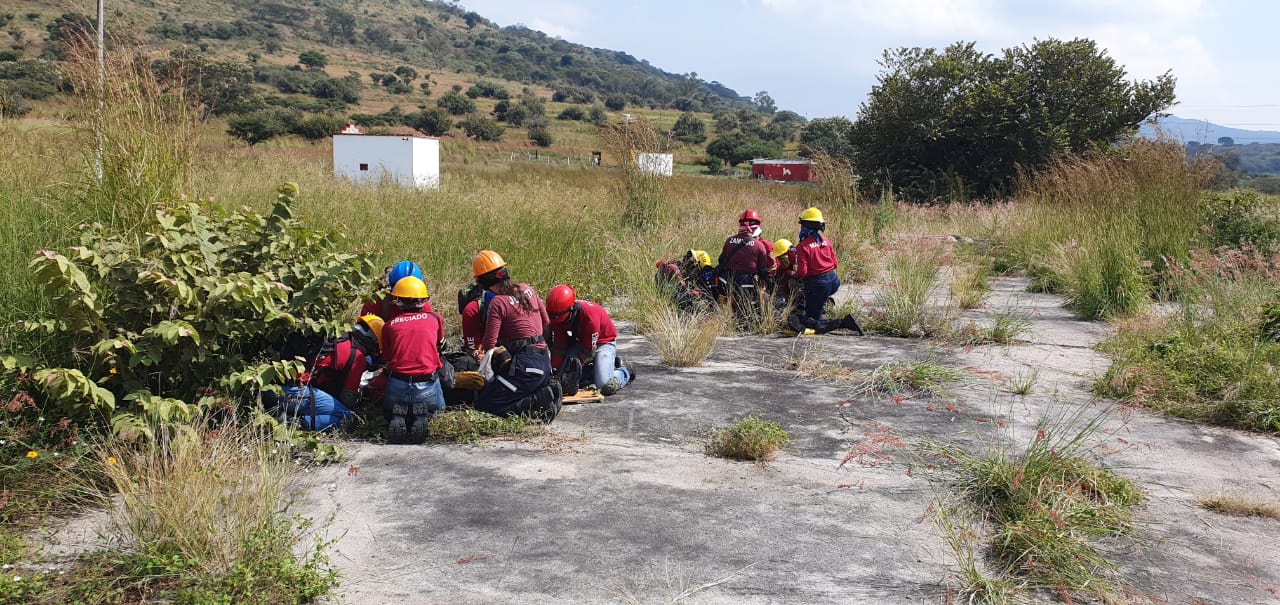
[
  {"xmin": 787, "ymin": 313, "xmax": 807, "ymax": 334},
  {"xmin": 600, "ymin": 377, "xmax": 623, "ymax": 396},
  {"xmin": 544, "ymin": 380, "xmax": 563, "ymax": 423},
  {"xmin": 407, "ymin": 399, "xmax": 434, "ymax": 445},
  {"xmin": 559, "ymin": 357, "xmax": 582, "ymax": 397},
  {"xmin": 387, "ymin": 403, "xmax": 408, "ymax": 445},
  {"xmin": 623, "ymin": 360, "xmax": 636, "ymax": 384},
  {"xmin": 842, "ymin": 314, "xmax": 865, "ymax": 336}
]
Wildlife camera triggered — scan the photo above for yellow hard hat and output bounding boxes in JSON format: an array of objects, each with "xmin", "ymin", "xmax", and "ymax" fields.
[
  {"xmin": 472, "ymin": 250, "xmax": 506, "ymax": 278},
  {"xmin": 354, "ymin": 314, "xmax": 384, "ymax": 351},
  {"xmin": 391, "ymin": 276, "xmax": 429, "ymax": 299},
  {"xmin": 772, "ymin": 239, "xmax": 793, "ymax": 258},
  {"xmin": 799, "ymin": 207, "xmax": 824, "ymax": 223},
  {"xmin": 692, "ymin": 250, "xmax": 712, "ymax": 267}
]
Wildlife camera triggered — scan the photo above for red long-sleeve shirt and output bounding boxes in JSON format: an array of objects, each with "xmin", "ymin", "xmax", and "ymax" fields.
[
  {"xmin": 461, "ymin": 299, "xmax": 485, "ymax": 352},
  {"xmin": 383, "ymin": 311, "xmax": 444, "ymax": 376},
  {"xmin": 549, "ymin": 301, "xmax": 617, "ymax": 369},
  {"xmin": 794, "ymin": 234, "xmax": 839, "ymax": 279},
  {"xmin": 310, "ymin": 338, "xmax": 366, "ymax": 399},
  {"xmin": 482, "ymin": 284, "xmax": 549, "ymax": 350}
]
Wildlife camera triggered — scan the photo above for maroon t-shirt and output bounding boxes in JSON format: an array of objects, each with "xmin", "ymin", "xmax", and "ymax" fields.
[
  {"xmin": 383, "ymin": 310, "xmax": 444, "ymax": 376},
  {"xmin": 718, "ymin": 234, "xmax": 771, "ymax": 276},
  {"xmin": 482, "ymin": 284, "xmax": 549, "ymax": 350}
]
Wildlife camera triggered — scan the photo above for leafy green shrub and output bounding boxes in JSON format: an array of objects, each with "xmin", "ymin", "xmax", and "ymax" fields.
[
  {"xmin": 3, "ymin": 183, "xmax": 373, "ymax": 435},
  {"xmin": 458, "ymin": 114, "xmax": 503, "ymax": 141},
  {"xmin": 557, "ymin": 105, "xmax": 585, "ymax": 121},
  {"xmin": 1202, "ymin": 189, "xmax": 1280, "ymax": 251},
  {"xmin": 528, "ymin": 123, "xmax": 552, "ymax": 147},
  {"xmin": 705, "ymin": 416, "xmax": 789, "ymax": 461},
  {"xmin": 436, "ymin": 89, "xmax": 476, "ymax": 115},
  {"xmin": 465, "ymin": 80, "xmax": 509, "ymax": 100}
]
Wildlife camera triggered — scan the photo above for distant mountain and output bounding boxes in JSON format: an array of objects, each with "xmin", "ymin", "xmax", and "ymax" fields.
[{"xmin": 1140, "ymin": 116, "xmax": 1280, "ymax": 145}]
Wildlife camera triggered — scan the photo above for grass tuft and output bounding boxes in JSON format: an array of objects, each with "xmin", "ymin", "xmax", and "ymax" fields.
[
  {"xmin": 428, "ymin": 408, "xmax": 539, "ymax": 444},
  {"xmin": 857, "ymin": 361, "xmax": 966, "ymax": 398},
  {"xmin": 871, "ymin": 238, "xmax": 950, "ymax": 336},
  {"xmin": 933, "ymin": 407, "xmax": 1143, "ymax": 601},
  {"xmin": 96, "ymin": 419, "xmax": 336, "ymax": 603},
  {"xmin": 704, "ymin": 416, "xmax": 789, "ymax": 461},
  {"xmin": 642, "ymin": 303, "xmax": 728, "ymax": 367}
]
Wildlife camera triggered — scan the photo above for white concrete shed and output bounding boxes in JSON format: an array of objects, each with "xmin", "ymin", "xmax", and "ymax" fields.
[{"xmin": 332, "ymin": 124, "xmax": 440, "ymax": 189}]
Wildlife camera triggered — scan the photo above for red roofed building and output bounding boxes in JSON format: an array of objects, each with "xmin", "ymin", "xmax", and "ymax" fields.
[{"xmin": 751, "ymin": 159, "xmax": 814, "ymax": 182}]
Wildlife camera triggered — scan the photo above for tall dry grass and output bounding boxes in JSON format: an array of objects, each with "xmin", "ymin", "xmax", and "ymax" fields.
[
  {"xmin": 61, "ymin": 36, "xmax": 198, "ymax": 228},
  {"xmin": 100, "ymin": 421, "xmax": 304, "ymax": 577},
  {"xmin": 998, "ymin": 141, "xmax": 1218, "ymax": 316}
]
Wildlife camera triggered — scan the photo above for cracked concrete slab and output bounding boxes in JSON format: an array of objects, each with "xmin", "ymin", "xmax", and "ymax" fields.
[{"xmin": 296, "ymin": 277, "xmax": 1280, "ymax": 604}]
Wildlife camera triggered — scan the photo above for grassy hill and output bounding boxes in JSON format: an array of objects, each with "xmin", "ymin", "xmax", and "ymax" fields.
[{"xmin": 0, "ymin": 1, "xmax": 787, "ymax": 167}]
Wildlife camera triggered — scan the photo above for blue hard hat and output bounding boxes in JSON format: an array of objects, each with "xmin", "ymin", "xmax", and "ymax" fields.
[{"xmin": 388, "ymin": 260, "xmax": 423, "ymax": 288}]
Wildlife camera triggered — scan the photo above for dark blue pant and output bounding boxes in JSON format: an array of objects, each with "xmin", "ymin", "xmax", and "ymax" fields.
[
  {"xmin": 475, "ymin": 346, "xmax": 552, "ymax": 417},
  {"xmin": 803, "ymin": 271, "xmax": 843, "ymax": 333}
]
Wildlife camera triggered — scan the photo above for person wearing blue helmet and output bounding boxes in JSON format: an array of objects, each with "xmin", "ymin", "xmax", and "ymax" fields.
[{"xmin": 361, "ymin": 260, "xmax": 434, "ymax": 320}]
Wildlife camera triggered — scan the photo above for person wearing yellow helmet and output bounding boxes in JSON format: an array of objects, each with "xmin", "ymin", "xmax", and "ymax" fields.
[
  {"xmin": 788, "ymin": 207, "xmax": 864, "ymax": 335},
  {"xmin": 654, "ymin": 248, "xmax": 717, "ymax": 312},
  {"xmin": 274, "ymin": 315, "xmax": 384, "ymax": 432},
  {"xmin": 381, "ymin": 275, "xmax": 447, "ymax": 444}
]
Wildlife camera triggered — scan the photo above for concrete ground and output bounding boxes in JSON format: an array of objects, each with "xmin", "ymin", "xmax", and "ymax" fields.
[{"xmin": 295, "ymin": 277, "xmax": 1280, "ymax": 604}]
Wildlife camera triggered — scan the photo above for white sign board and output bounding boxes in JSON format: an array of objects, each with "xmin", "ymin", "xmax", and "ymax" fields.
[{"xmin": 636, "ymin": 152, "xmax": 673, "ymax": 177}]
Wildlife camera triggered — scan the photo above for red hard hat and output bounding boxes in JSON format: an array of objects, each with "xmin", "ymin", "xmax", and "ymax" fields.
[
  {"xmin": 738, "ymin": 209, "xmax": 761, "ymax": 223},
  {"xmin": 546, "ymin": 284, "xmax": 577, "ymax": 320}
]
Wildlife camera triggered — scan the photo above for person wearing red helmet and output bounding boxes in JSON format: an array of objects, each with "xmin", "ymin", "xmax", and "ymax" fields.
[
  {"xmin": 471, "ymin": 250, "xmax": 562, "ymax": 421},
  {"xmin": 546, "ymin": 285, "xmax": 635, "ymax": 396},
  {"xmin": 381, "ymin": 275, "xmax": 446, "ymax": 444},
  {"xmin": 718, "ymin": 209, "xmax": 773, "ymax": 324}
]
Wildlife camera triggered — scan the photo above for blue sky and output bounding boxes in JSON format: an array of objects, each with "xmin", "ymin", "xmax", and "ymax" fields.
[{"xmin": 459, "ymin": 0, "xmax": 1280, "ymax": 131}]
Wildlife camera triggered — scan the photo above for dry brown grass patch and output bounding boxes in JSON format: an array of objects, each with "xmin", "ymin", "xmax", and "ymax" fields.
[{"xmin": 1195, "ymin": 491, "xmax": 1280, "ymax": 520}]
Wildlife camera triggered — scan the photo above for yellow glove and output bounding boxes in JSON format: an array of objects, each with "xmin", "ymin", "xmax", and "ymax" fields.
[{"xmin": 453, "ymin": 371, "xmax": 486, "ymax": 390}]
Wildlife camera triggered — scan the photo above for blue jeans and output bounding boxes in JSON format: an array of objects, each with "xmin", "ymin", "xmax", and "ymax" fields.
[
  {"xmin": 567, "ymin": 341, "xmax": 630, "ymax": 389},
  {"xmin": 383, "ymin": 376, "xmax": 445, "ymax": 419},
  {"xmin": 804, "ymin": 271, "xmax": 840, "ymax": 321},
  {"xmin": 280, "ymin": 386, "xmax": 353, "ymax": 432}
]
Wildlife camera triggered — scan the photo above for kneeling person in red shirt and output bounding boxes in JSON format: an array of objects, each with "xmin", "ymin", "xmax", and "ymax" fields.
[
  {"xmin": 546, "ymin": 285, "xmax": 635, "ymax": 396},
  {"xmin": 381, "ymin": 276, "xmax": 446, "ymax": 444}
]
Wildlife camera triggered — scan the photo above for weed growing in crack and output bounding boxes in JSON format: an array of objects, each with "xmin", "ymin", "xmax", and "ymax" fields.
[
  {"xmin": 924, "ymin": 406, "xmax": 1143, "ymax": 603},
  {"xmin": 705, "ymin": 416, "xmax": 789, "ymax": 462},
  {"xmin": 1007, "ymin": 369, "xmax": 1039, "ymax": 396},
  {"xmin": 856, "ymin": 361, "xmax": 966, "ymax": 399}
]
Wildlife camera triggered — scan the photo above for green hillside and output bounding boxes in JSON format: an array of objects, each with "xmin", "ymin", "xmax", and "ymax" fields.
[
  {"xmin": 0, "ymin": 1, "xmax": 751, "ymax": 113},
  {"xmin": 0, "ymin": 2, "xmax": 807, "ymax": 169}
]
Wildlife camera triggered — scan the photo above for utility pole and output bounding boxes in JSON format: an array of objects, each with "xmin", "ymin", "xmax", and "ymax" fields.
[{"xmin": 95, "ymin": 0, "xmax": 104, "ymax": 184}]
